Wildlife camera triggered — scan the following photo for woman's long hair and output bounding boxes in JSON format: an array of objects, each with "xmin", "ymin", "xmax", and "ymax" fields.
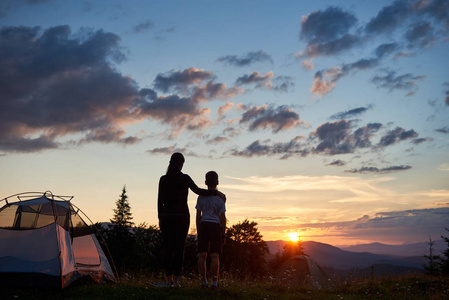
[{"xmin": 166, "ymin": 152, "xmax": 185, "ymax": 176}]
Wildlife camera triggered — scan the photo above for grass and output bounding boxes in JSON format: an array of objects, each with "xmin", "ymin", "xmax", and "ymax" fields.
[{"xmin": 3, "ymin": 272, "xmax": 449, "ymax": 299}]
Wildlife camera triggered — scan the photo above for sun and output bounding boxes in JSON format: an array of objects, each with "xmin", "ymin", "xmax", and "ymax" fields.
[{"xmin": 288, "ymin": 232, "xmax": 300, "ymax": 242}]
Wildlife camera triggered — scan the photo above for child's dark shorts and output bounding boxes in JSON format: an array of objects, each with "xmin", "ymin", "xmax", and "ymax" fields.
[{"xmin": 198, "ymin": 221, "xmax": 222, "ymax": 254}]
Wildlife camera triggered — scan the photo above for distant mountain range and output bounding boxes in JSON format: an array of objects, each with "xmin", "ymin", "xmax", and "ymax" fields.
[
  {"xmin": 339, "ymin": 240, "xmax": 446, "ymax": 257},
  {"xmin": 265, "ymin": 240, "xmax": 446, "ymax": 275}
]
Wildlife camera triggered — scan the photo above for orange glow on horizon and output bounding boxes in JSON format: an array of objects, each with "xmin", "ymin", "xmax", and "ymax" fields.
[{"xmin": 288, "ymin": 232, "xmax": 300, "ymax": 242}]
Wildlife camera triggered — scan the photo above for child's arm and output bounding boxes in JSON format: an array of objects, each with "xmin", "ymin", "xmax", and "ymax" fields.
[
  {"xmin": 220, "ymin": 212, "xmax": 226, "ymax": 240},
  {"xmin": 196, "ymin": 209, "xmax": 202, "ymax": 232}
]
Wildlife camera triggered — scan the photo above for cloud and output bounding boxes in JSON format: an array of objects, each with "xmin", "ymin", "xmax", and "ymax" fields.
[
  {"xmin": 235, "ymin": 71, "xmax": 295, "ymax": 93},
  {"xmin": 206, "ymin": 136, "xmax": 229, "ymax": 145},
  {"xmin": 230, "ymin": 120, "xmax": 419, "ymax": 160},
  {"xmin": 377, "ymin": 127, "xmax": 419, "ymax": 148},
  {"xmin": 218, "ymin": 102, "xmax": 235, "ymax": 117},
  {"xmin": 345, "ymin": 165, "xmax": 412, "ymax": 174},
  {"xmin": 300, "ymin": 6, "xmax": 360, "ymax": 57},
  {"xmin": 365, "ymin": 0, "xmax": 412, "ymax": 35},
  {"xmin": 0, "ymin": 25, "xmax": 249, "ymax": 153},
  {"xmin": 375, "ymin": 42, "xmax": 399, "ymax": 58},
  {"xmin": 235, "ymin": 71, "xmax": 273, "ymax": 88},
  {"xmin": 371, "ymin": 70, "xmax": 425, "ymax": 95},
  {"xmin": 0, "ymin": 25, "xmax": 143, "ymax": 153},
  {"xmin": 405, "ymin": 21, "xmax": 438, "ymax": 49},
  {"xmin": 303, "ymin": 0, "xmax": 448, "ymax": 98},
  {"xmin": 272, "ymin": 76, "xmax": 295, "ymax": 93},
  {"xmin": 239, "ymin": 105, "xmax": 306, "ymax": 133},
  {"xmin": 79, "ymin": 126, "xmax": 141, "ymax": 145},
  {"xmin": 311, "ymin": 121, "xmax": 382, "ymax": 155},
  {"xmin": 311, "ymin": 58, "xmax": 379, "ymax": 96},
  {"xmin": 152, "ymin": 67, "xmax": 243, "ymax": 105},
  {"xmin": 328, "ymin": 160, "xmax": 346, "ymax": 166},
  {"xmin": 191, "ymin": 81, "xmax": 244, "ymax": 104},
  {"xmin": 147, "ymin": 145, "xmax": 194, "ymax": 157},
  {"xmin": 295, "ymin": 207, "xmax": 449, "ymax": 244},
  {"xmin": 139, "ymin": 94, "xmax": 211, "ymax": 137},
  {"xmin": 229, "ymin": 138, "xmax": 309, "ymax": 159},
  {"xmin": 330, "ymin": 105, "xmax": 373, "ymax": 120},
  {"xmin": 153, "ymin": 68, "xmax": 215, "ymax": 93},
  {"xmin": 131, "ymin": 20, "xmax": 154, "ymax": 33},
  {"xmin": 411, "ymin": 137, "xmax": 433, "ymax": 144},
  {"xmin": 216, "ymin": 50, "xmax": 273, "ymax": 67},
  {"xmin": 436, "ymin": 127, "xmax": 449, "ymax": 134}
]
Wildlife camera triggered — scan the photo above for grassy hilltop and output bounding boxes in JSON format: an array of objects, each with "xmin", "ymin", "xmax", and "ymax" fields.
[{"xmin": 4, "ymin": 273, "xmax": 449, "ymax": 300}]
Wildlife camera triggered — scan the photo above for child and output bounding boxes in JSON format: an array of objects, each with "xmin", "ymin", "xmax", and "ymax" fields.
[{"xmin": 196, "ymin": 171, "xmax": 226, "ymax": 289}]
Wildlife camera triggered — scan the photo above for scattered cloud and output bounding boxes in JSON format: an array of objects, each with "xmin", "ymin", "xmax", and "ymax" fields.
[
  {"xmin": 330, "ymin": 105, "xmax": 373, "ymax": 120},
  {"xmin": 375, "ymin": 42, "xmax": 399, "ymax": 58},
  {"xmin": 153, "ymin": 68, "xmax": 215, "ymax": 93},
  {"xmin": 311, "ymin": 58, "xmax": 379, "ymax": 96},
  {"xmin": 206, "ymin": 136, "xmax": 229, "ymax": 145},
  {"xmin": 292, "ymin": 207, "xmax": 449, "ymax": 244},
  {"xmin": 312, "ymin": 120, "xmax": 382, "ymax": 155},
  {"xmin": 300, "ymin": 6, "xmax": 360, "ymax": 57},
  {"xmin": 229, "ymin": 138, "xmax": 309, "ymax": 160},
  {"xmin": 377, "ymin": 127, "xmax": 418, "ymax": 148},
  {"xmin": 235, "ymin": 71, "xmax": 276, "ymax": 91},
  {"xmin": 364, "ymin": 0, "xmax": 412, "ymax": 35},
  {"xmin": 411, "ymin": 137, "xmax": 433, "ymax": 144},
  {"xmin": 216, "ymin": 50, "xmax": 273, "ymax": 67},
  {"xmin": 131, "ymin": 19, "xmax": 154, "ymax": 33},
  {"xmin": 345, "ymin": 165, "xmax": 412, "ymax": 174},
  {"xmin": 300, "ymin": 0, "xmax": 448, "ymax": 98},
  {"xmin": 147, "ymin": 145, "xmax": 197, "ymax": 157},
  {"xmin": 230, "ymin": 120, "xmax": 419, "ymax": 160},
  {"xmin": 239, "ymin": 105, "xmax": 306, "ymax": 133},
  {"xmin": 328, "ymin": 160, "xmax": 346, "ymax": 166},
  {"xmin": 436, "ymin": 127, "xmax": 449, "ymax": 134},
  {"xmin": 371, "ymin": 70, "xmax": 425, "ymax": 95}
]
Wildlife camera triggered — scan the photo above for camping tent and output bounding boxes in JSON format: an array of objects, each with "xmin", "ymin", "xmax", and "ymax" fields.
[
  {"xmin": 0, "ymin": 191, "xmax": 117, "ymax": 289},
  {"xmin": 277, "ymin": 255, "xmax": 331, "ymax": 288}
]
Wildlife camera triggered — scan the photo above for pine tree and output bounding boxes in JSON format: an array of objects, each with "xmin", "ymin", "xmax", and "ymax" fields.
[
  {"xmin": 423, "ymin": 236, "xmax": 440, "ymax": 275},
  {"xmin": 107, "ymin": 185, "xmax": 134, "ymax": 271},
  {"xmin": 438, "ymin": 228, "xmax": 449, "ymax": 276},
  {"xmin": 110, "ymin": 185, "xmax": 134, "ymax": 227}
]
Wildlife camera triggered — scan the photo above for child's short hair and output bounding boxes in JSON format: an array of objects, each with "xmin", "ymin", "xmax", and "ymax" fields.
[{"xmin": 205, "ymin": 171, "xmax": 219, "ymax": 186}]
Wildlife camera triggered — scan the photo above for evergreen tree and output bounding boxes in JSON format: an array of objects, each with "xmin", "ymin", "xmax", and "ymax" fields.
[
  {"xmin": 107, "ymin": 185, "xmax": 134, "ymax": 271},
  {"xmin": 423, "ymin": 236, "xmax": 440, "ymax": 275},
  {"xmin": 439, "ymin": 228, "xmax": 449, "ymax": 276},
  {"xmin": 110, "ymin": 185, "xmax": 134, "ymax": 227}
]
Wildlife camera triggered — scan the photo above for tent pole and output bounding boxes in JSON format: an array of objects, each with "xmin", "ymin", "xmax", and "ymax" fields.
[{"xmin": 48, "ymin": 192, "xmax": 65, "ymax": 289}]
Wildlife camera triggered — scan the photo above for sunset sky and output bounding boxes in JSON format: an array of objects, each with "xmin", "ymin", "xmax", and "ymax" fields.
[{"xmin": 1, "ymin": 0, "xmax": 448, "ymax": 246}]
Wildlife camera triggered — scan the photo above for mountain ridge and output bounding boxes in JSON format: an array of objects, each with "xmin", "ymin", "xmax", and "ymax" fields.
[{"xmin": 265, "ymin": 240, "xmax": 436, "ymax": 271}]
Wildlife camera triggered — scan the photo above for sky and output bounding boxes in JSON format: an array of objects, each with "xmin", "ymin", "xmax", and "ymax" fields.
[{"xmin": 1, "ymin": 0, "xmax": 448, "ymax": 246}]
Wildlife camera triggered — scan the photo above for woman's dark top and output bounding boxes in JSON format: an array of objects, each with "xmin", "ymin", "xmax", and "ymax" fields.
[{"xmin": 158, "ymin": 172, "xmax": 217, "ymax": 220}]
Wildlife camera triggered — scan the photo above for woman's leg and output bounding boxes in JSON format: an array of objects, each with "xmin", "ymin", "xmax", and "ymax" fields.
[
  {"xmin": 160, "ymin": 219, "xmax": 175, "ymax": 282},
  {"xmin": 172, "ymin": 217, "xmax": 190, "ymax": 280}
]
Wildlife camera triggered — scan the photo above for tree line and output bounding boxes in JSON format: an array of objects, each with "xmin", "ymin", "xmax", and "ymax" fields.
[
  {"xmin": 92, "ymin": 186, "xmax": 305, "ymax": 278},
  {"xmin": 94, "ymin": 186, "xmax": 449, "ymax": 278}
]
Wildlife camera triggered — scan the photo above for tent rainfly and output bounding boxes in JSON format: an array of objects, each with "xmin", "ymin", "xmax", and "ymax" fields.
[{"xmin": 0, "ymin": 191, "xmax": 117, "ymax": 289}]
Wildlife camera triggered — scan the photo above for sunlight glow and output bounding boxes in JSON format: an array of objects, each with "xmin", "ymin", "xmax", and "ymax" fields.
[{"xmin": 288, "ymin": 232, "xmax": 300, "ymax": 242}]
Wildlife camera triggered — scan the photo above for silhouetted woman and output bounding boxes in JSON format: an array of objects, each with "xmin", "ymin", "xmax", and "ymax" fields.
[{"xmin": 158, "ymin": 152, "xmax": 225, "ymax": 287}]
